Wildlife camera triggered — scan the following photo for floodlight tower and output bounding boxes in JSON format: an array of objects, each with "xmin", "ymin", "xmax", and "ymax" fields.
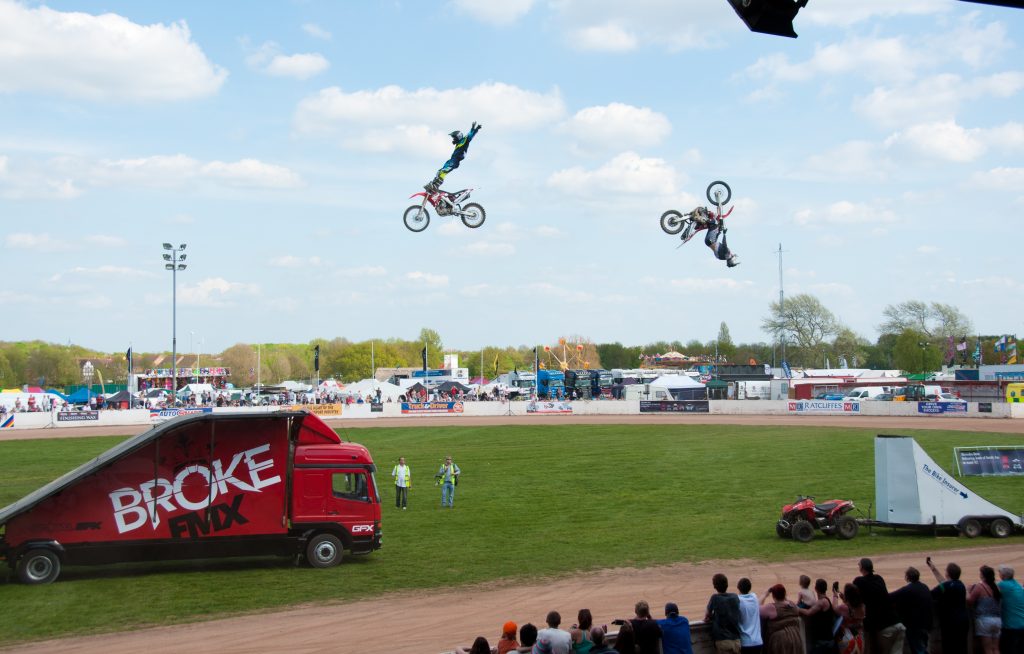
[{"xmin": 162, "ymin": 243, "xmax": 187, "ymax": 401}]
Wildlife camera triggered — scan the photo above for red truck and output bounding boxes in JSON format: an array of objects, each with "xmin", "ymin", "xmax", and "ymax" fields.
[{"xmin": 0, "ymin": 410, "xmax": 382, "ymax": 584}]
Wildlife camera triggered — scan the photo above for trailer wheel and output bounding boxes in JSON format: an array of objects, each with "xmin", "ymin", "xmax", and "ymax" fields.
[
  {"xmin": 836, "ymin": 516, "xmax": 859, "ymax": 540},
  {"xmin": 960, "ymin": 518, "xmax": 982, "ymax": 539},
  {"xmin": 989, "ymin": 518, "xmax": 1012, "ymax": 538},
  {"xmin": 16, "ymin": 549, "xmax": 61, "ymax": 585},
  {"xmin": 791, "ymin": 521, "xmax": 814, "ymax": 543},
  {"xmin": 306, "ymin": 533, "xmax": 344, "ymax": 568}
]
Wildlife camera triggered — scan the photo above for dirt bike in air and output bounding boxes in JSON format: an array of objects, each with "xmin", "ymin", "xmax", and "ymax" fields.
[
  {"xmin": 660, "ymin": 180, "xmax": 732, "ymax": 243},
  {"xmin": 403, "ymin": 188, "xmax": 486, "ymax": 233}
]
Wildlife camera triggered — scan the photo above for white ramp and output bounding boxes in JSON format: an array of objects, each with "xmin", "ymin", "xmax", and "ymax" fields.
[{"xmin": 875, "ymin": 435, "xmax": 1022, "ymax": 527}]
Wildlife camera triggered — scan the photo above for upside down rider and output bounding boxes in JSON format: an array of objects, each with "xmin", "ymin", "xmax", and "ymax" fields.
[
  {"xmin": 424, "ymin": 121, "xmax": 482, "ymax": 193},
  {"xmin": 692, "ymin": 206, "xmax": 740, "ymax": 268}
]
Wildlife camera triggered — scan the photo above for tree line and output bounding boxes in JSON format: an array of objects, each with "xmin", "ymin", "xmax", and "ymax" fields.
[{"xmin": 0, "ymin": 298, "xmax": 1010, "ymax": 388}]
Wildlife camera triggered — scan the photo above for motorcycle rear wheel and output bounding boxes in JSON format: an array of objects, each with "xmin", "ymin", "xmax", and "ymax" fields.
[
  {"xmin": 404, "ymin": 205, "xmax": 430, "ymax": 232},
  {"xmin": 461, "ymin": 202, "xmax": 486, "ymax": 228},
  {"xmin": 660, "ymin": 210, "xmax": 686, "ymax": 235}
]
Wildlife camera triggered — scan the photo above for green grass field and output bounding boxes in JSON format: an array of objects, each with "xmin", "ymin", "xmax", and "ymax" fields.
[{"xmin": 0, "ymin": 424, "xmax": 1021, "ymax": 644}]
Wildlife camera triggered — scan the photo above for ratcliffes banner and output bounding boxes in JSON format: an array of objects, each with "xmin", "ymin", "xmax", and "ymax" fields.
[
  {"xmin": 787, "ymin": 400, "xmax": 860, "ymax": 414},
  {"xmin": 640, "ymin": 400, "xmax": 710, "ymax": 413}
]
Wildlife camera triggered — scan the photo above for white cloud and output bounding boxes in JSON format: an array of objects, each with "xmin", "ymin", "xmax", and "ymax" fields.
[
  {"xmin": 462, "ymin": 241, "xmax": 516, "ymax": 256},
  {"xmin": 535, "ymin": 226, "xmax": 563, "ymax": 238},
  {"xmin": 50, "ymin": 264, "xmax": 151, "ymax": 282},
  {"xmin": 294, "ymin": 82, "xmax": 565, "ymax": 136},
  {"xmin": 560, "ymin": 103, "xmax": 671, "ymax": 150},
  {"xmin": 247, "ymin": 42, "xmax": 329, "ymax": 80},
  {"xmin": 856, "ymin": 73, "xmax": 1024, "ymax": 128},
  {"xmin": 567, "ymin": 23, "xmax": 637, "ymax": 52},
  {"xmin": 794, "ymin": 201, "xmax": 898, "ymax": 226},
  {"xmin": 802, "ymin": 141, "xmax": 893, "ymax": 182},
  {"xmin": 884, "ymin": 120, "xmax": 985, "ymax": 163},
  {"xmin": 84, "ymin": 235, "xmax": 127, "ymax": 248},
  {"xmin": 669, "ymin": 277, "xmax": 754, "ymax": 292},
  {"xmin": 547, "ymin": 151, "xmax": 677, "ymax": 196},
  {"xmin": 302, "ymin": 23, "xmax": 332, "ymax": 40},
  {"xmin": 804, "ymin": 0, "xmax": 947, "ymax": 27},
  {"xmin": 341, "ymin": 125, "xmax": 452, "ymax": 158},
  {"xmin": 0, "ymin": 1, "xmax": 226, "ymax": 102},
  {"xmin": 0, "ymin": 155, "xmax": 8, "ymax": 176},
  {"xmin": 335, "ymin": 265, "xmax": 387, "ymax": 277},
  {"xmin": 81, "ymin": 154, "xmax": 303, "ymax": 189},
  {"xmin": 968, "ymin": 167, "xmax": 1024, "ymax": 191},
  {"xmin": 405, "ymin": 271, "xmax": 449, "ymax": 287},
  {"xmin": 452, "ymin": 0, "xmax": 535, "ymax": 25},
  {"xmin": 4, "ymin": 232, "xmax": 71, "ymax": 252},
  {"xmin": 179, "ymin": 277, "xmax": 259, "ymax": 307},
  {"xmin": 271, "ymin": 255, "xmax": 323, "ymax": 268}
]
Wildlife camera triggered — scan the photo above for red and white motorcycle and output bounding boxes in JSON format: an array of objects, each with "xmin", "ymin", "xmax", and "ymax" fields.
[
  {"xmin": 403, "ymin": 188, "xmax": 486, "ymax": 233},
  {"xmin": 660, "ymin": 180, "xmax": 732, "ymax": 244}
]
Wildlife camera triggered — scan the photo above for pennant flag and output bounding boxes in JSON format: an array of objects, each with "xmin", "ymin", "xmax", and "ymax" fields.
[
  {"xmin": 956, "ymin": 337, "xmax": 967, "ymax": 352},
  {"xmin": 945, "ymin": 335, "xmax": 955, "ymax": 365},
  {"xmin": 126, "ymin": 346, "xmax": 133, "ymax": 372},
  {"xmin": 314, "ymin": 344, "xmax": 320, "ymax": 372},
  {"xmin": 1010, "ymin": 337, "xmax": 1018, "ymax": 365}
]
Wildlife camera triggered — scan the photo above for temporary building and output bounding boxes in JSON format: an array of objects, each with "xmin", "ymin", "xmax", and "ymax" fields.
[{"xmin": 342, "ymin": 379, "xmax": 403, "ymax": 402}]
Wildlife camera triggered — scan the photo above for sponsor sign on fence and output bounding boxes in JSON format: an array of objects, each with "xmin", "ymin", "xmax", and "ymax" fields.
[
  {"xmin": 918, "ymin": 402, "xmax": 968, "ymax": 415},
  {"xmin": 955, "ymin": 447, "xmax": 1024, "ymax": 476},
  {"xmin": 639, "ymin": 400, "xmax": 710, "ymax": 413},
  {"xmin": 149, "ymin": 407, "xmax": 214, "ymax": 421},
  {"xmin": 526, "ymin": 401, "xmax": 573, "ymax": 414},
  {"xmin": 370, "ymin": 402, "xmax": 383, "ymax": 413},
  {"xmin": 57, "ymin": 411, "xmax": 99, "ymax": 422},
  {"xmin": 787, "ymin": 400, "xmax": 861, "ymax": 414},
  {"xmin": 288, "ymin": 403, "xmax": 342, "ymax": 417},
  {"xmin": 401, "ymin": 402, "xmax": 464, "ymax": 415},
  {"xmin": 1, "ymin": 415, "xmax": 12, "ymax": 429}
]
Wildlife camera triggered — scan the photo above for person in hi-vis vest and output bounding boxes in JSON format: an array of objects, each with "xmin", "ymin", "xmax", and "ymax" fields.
[
  {"xmin": 436, "ymin": 455, "xmax": 461, "ymax": 508},
  {"xmin": 391, "ymin": 457, "xmax": 411, "ymax": 509}
]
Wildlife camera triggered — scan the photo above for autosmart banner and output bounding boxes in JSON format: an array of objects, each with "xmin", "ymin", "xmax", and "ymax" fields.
[
  {"xmin": 787, "ymin": 400, "xmax": 861, "ymax": 414},
  {"xmin": 956, "ymin": 447, "xmax": 1024, "ymax": 476},
  {"xmin": 57, "ymin": 411, "xmax": 99, "ymax": 422},
  {"xmin": 640, "ymin": 400, "xmax": 710, "ymax": 413},
  {"xmin": 288, "ymin": 403, "xmax": 342, "ymax": 417},
  {"xmin": 149, "ymin": 407, "xmax": 214, "ymax": 421},
  {"xmin": 400, "ymin": 401, "xmax": 464, "ymax": 415},
  {"xmin": 918, "ymin": 402, "xmax": 968, "ymax": 414},
  {"xmin": 526, "ymin": 401, "xmax": 573, "ymax": 414}
]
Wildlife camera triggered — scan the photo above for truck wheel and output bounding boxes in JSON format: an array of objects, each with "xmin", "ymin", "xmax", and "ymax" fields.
[
  {"xmin": 17, "ymin": 549, "xmax": 61, "ymax": 585},
  {"xmin": 791, "ymin": 521, "xmax": 814, "ymax": 543},
  {"xmin": 836, "ymin": 516, "xmax": 859, "ymax": 540},
  {"xmin": 306, "ymin": 533, "xmax": 344, "ymax": 568},
  {"xmin": 989, "ymin": 518, "xmax": 1012, "ymax": 538},
  {"xmin": 960, "ymin": 518, "xmax": 982, "ymax": 538}
]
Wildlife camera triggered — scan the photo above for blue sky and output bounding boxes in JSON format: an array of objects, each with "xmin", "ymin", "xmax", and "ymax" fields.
[{"xmin": 1, "ymin": 0, "xmax": 1022, "ymax": 354}]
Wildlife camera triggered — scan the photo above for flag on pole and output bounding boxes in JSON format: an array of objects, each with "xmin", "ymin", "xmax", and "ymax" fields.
[
  {"xmin": 314, "ymin": 344, "xmax": 320, "ymax": 372},
  {"xmin": 421, "ymin": 346, "xmax": 427, "ymax": 372},
  {"xmin": 126, "ymin": 347, "xmax": 132, "ymax": 372},
  {"xmin": 972, "ymin": 337, "xmax": 982, "ymax": 364},
  {"xmin": 533, "ymin": 347, "xmax": 539, "ymax": 373},
  {"xmin": 995, "ymin": 336, "xmax": 1007, "ymax": 352},
  {"xmin": 1009, "ymin": 337, "xmax": 1018, "ymax": 365},
  {"xmin": 945, "ymin": 336, "xmax": 955, "ymax": 366}
]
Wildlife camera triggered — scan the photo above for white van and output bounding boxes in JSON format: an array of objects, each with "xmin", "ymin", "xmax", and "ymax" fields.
[{"xmin": 844, "ymin": 386, "xmax": 891, "ymax": 401}]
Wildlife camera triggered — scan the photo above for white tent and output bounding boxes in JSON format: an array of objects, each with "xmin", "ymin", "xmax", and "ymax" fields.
[
  {"xmin": 176, "ymin": 383, "xmax": 216, "ymax": 398},
  {"xmin": 344, "ymin": 379, "xmax": 403, "ymax": 401},
  {"xmin": 649, "ymin": 374, "xmax": 704, "ymax": 388}
]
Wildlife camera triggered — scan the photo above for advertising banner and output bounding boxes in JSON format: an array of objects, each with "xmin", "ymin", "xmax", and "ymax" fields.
[
  {"xmin": 370, "ymin": 402, "xmax": 383, "ymax": 413},
  {"xmin": 978, "ymin": 402, "xmax": 993, "ymax": 413},
  {"xmin": 400, "ymin": 402, "xmax": 464, "ymax": 415},
  {"xmin": 149, "ymin": 407, "xmax": 214, "ymax": 421},
  {"xmin": 57, "ymin": 411, "xmax": 100, "ymax": 422},
  {"xmin": 288, "ymin": 403, "xmax": 342, "ymax": 417},
  {"xmin": 956, "ymin": 447, "xmax": 1024, "ymax": 476},
  {"xmin": 787, "ymin": 400, "xmax": 860, "ymax": 414},
  {"xmin": 1, "ymin": 415, "xmax": 12, "ymax": 429},
  {"xmin": 917, "ymin": 402, "xmax": 968, "ymax": 415},
  {"xmin": 526, "ymin": 401, "xmax": 573, "ymax": 414},
  {"xmin": 639, "ymin": 400, "xmax": 710, "ymax": 413}
]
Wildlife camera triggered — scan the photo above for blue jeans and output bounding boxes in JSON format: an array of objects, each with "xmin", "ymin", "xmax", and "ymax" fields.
[{"xmin": 441, "ymin": 481, "xmax": 455, "ymax": 507}]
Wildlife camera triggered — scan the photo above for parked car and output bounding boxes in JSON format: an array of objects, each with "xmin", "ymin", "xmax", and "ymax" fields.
[
  {"xmin": 938, "ymin": 393, "xmax": 966, "ymax": 403},
  {"xmin": 874, "ymin": 392, "xmax": 894, "ymax": 401}
]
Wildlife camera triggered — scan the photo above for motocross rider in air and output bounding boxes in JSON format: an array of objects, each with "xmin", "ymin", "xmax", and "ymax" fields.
[
  {"xmin": 424, "ymin": 121, "xmax": 482, "ymax": 193},
  {"xmin": 693, "ymin": 206, "xmax": 739, "ymax": 267}
]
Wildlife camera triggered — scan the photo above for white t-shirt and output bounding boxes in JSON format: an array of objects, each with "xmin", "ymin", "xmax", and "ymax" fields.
[
  {"xmin": 534, "ymin": 627, "xmax": 572, "ymax": 654},
  {"xmin": 737, "ymin": 592, "xmax": 763, "ymax": 647}
]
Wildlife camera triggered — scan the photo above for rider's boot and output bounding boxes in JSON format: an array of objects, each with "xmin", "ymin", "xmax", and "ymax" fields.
[
  {"xmin": 727, "ymin": 254, "xmax": 740, "ymax": 268},
  {"xmin": 424, "ymin": 176, "xmax": 442, "ymax": 193}
]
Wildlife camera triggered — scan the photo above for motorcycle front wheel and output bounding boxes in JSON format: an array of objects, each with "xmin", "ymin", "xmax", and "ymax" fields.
[
  {"xmin": 706, "ymin": 180, "xmax": 731, "ymax": 206},
  {"xmin": 461, "ymin": 203, "xmax": 486, "ymax": 228},
  {"xmin": 403, "ymin": 205, "xmax": 430, "ymax": 232},
  {"xmin": 660, "ymin": 210, "xmax": 686, "ymax": 235}
]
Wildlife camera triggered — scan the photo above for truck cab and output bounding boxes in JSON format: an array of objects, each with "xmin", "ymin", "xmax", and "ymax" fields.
[{"xmin": 536, "ymin": 369, "xmax": 566, "ymax": 399}]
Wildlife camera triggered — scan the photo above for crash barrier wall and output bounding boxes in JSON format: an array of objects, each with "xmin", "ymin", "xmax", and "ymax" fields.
[{"xmin": 0, "ymin": 400, "xmax": 1015, "ymax": 431}]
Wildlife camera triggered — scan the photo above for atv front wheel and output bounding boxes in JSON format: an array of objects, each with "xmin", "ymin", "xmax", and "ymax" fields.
[
  {"xmin": 775, "ymin": 522, "xmax": 791, "ymax": 539},
  {"xmin": 791, "ymin": 521, "xmax": 814, "ymax": 543},
  {"xmin": 836, "ymin": 516, "xmax": 859, "ymax": 540}
]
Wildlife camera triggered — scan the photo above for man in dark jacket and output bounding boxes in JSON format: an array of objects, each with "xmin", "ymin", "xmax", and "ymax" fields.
[
  {"xmin": 705, "ymin": 573, "xmax": 743, "ymax": 654},
  {"xmin": 853, "ymin": 558, "xmax": 906, "ymax": 654},
  {"xmin": 889, "ymin": 566, "xmax": 933, "ymax": 654},
  {"xmin": 927, "ymin": 558, "xmax": 968, "ymax": 654}
]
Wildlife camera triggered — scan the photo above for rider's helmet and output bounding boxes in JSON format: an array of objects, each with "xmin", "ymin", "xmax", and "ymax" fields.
[{"xmin": 449, "ymin": 130, "xmax": 464, "ymax": 145}]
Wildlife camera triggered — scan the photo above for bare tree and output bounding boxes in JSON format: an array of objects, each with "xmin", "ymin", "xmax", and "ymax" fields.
[
  {"xmin": 878, "ymin": 301, "xmax": 972, "ymax": 338},
  {"xmin": 762, "ymin": 294, "xmax": 840, "ymax": 366}
]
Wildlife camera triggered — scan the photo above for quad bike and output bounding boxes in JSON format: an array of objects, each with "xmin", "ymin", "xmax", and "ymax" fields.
[
  {"xmin": 404, "ymin": 188, "xmax": 486, "ymax": 233},
  {"xmin": 660, "ymin": 180, "xmax": 732, "ymax": 243},
  {"xmin": 776, "ymin": 495, "xmax": 860, "ymax": 542}
]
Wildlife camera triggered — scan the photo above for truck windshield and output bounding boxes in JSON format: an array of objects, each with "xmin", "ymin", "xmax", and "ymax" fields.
[{"xmin": 332, "ymin": 472, "xmax": 369, "ymax": 502}]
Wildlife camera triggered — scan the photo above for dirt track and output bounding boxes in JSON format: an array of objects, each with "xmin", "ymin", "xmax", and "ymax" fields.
[{"xmin": 3, "ymin": 414, "xmax": 1023, "ymax": 653}]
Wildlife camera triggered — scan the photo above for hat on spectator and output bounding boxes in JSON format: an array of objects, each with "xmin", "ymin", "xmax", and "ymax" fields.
[
  {"xmin": 502, "ymin": 621, "xmax": 517, "ymax": 637},
  {"xmin": 665, "ymin": 602, "xmax": 679, "ymax": 617},
  {"xmin": 534, "ymin": 636, "xmax": 553, "ymax": 654}
]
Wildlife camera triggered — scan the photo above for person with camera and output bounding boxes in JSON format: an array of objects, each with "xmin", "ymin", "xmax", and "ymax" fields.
[{"xmin": 436, "ymin": 455, "xmax": 461, "ymax": 508}]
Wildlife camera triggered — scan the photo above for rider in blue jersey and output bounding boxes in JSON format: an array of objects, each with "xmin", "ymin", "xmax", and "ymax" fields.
[{"xmin": 424, "ymin": 121, "xmax": 482, "ymax": 193}]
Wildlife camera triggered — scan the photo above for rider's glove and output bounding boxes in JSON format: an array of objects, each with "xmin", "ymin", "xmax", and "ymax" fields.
[{"xmin": 473, "ymin": 121, "xmax": 482, "ymax": 131}]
